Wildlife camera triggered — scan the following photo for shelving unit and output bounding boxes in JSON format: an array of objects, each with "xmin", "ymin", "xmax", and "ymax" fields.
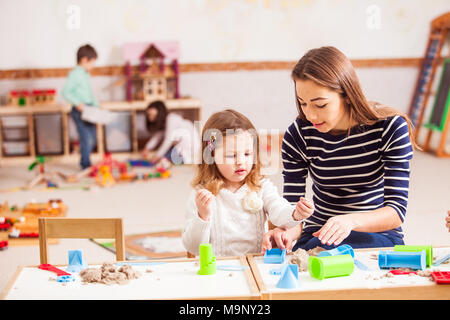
[{"xmin": 0, "ymin": 98, "xmax": 202, "ymax": 166}]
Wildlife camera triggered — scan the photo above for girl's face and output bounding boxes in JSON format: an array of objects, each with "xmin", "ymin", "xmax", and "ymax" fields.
[
  {"xmin": 295, "ymin": 79, "xmax": 351, "ymax": 133},
  {"xmin": 214, "ymin": 131, "xmax": 255, "ymax": 188},
  {"xmin": 147, "ymin": 107, "xmax": 158, "ymax": 122}
]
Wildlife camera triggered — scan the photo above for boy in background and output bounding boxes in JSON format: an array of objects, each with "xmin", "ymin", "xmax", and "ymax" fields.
[{"xmin": 62, "ymin": 44, "xmax": 98, "ymax": 169}]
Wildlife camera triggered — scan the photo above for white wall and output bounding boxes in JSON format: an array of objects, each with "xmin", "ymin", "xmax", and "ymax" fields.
[
  {"xmin": 0, "ymin": 0, "xmax": 449, "ymax": 69},
  {"xmin": 0, "ymin": 66, "xmax": 421, "ymax": 131}
]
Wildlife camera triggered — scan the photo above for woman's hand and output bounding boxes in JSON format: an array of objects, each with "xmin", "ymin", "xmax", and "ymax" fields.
[
  {"xmin": 293, "ymin": 197, "xmax": 314, "ymax": 221},
  {"xmin": 312, "ymin": 215, "xmax": 357, "ymax": 246},
  {"xmin": 195, "ymin": 189, "xmax": 215, "ymax": 221},
  {"xmin": 261, "ymin": 227, "xmax": 294, "ymax": 253}
]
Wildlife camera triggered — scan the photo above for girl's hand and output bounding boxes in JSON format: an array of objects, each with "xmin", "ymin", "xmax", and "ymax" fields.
[
  {"xmin": 312, "ymin": 215, "xmax": 356, "ymax": 246},
  {"xmin": 293, "ymin": 197, "xmax": 314, "ymax": 221},
  {"xmin": 261, "ymin": 227, "xmax": 293, "ymax": 253},
  {"xmin": 195, "ymin": 189, "xmax": 215, "ymax": 221}
]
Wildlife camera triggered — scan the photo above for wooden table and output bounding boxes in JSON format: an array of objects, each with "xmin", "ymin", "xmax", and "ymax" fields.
[
  {"xmin": 3, "ymin": 247, "xmax": 449, "ymax": 300},
  {"xmin": 1, "ymin": 256, "xmax": 260, "ymax": 300},
  {"xmin": 246, "ymin": 246, "xmax": 450, "ymax": 300}
]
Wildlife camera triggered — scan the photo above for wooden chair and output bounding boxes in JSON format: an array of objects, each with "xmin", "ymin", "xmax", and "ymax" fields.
[{"xmin": 38, "ymin": 217, "xmax": 125, "ymax": 264}]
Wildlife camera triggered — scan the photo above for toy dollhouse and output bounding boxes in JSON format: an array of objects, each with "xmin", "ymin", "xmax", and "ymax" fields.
[{"xmin": 123, "ymin": 41, "xmax": 180, "ymax": 102}]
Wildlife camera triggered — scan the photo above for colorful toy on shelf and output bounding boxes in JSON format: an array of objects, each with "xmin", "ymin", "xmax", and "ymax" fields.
[
  {"xmin": 67, "ymin": 249, "xmax": 88, "ymax": 273},
  {"xmin": 394, "ymin": 245, "xmax": 433, "ymax": 268},
  {"xmin": 276, "ymin": 264, "xmax": 299, "ymax": 289},
  {"xmin": 378, "ymin": 250, "xmax": 427, "ymax": 270},
  {"xmin": 122, "ymin": 41, "xmax": 180, "ymax": 102},
  {"xmin": 31, "ymin": 89, "xmax": 56, "ymax": 105},
  {"xmin": 0, "ymin": 240, "xmax": 8, "ymax": 250},
  {"xmin": 8, "ymin": 90, "xmax": 29, "ymax": 106},
  {"xmin": 264, "ymin": 248, "xmax": 286, "ymax": 264},
  {"xmin": 0, "ymin": 222, "xmax": 11, "ymax": 231},
  {"xmin": 308, "ymin": 254, "xmax": 355, "ymax": 280},
  {"xmin": 7, "ymin": 89, "xmax": 57, "ymax": 106},
  {"xmin": 197, "ymin": 243, "xmax": 216, "ymax": 275}
]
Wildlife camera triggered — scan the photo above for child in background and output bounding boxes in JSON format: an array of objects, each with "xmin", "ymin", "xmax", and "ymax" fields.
[
  {"xmin": 182, "ymin": 109, "xmax": 314, "ymax": 256},
  {"xmin": 142, "ymin": 100, "xmax": 200, "ymax": 165},
  {"xmin": 62, "ymin": 44, "xmax": 98, "ymax": 169}
]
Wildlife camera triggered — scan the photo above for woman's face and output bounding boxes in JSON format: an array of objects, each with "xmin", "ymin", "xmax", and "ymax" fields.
[
  {"xmin": 147, "ymin": 107, "xmax": 158, "ymax": 122},
  {"xmin": 295, "ymin": 79, "xmax": 350, "ymax": 133}
]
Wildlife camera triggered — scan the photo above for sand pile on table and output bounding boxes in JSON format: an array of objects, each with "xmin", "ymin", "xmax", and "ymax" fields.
[
  {"xmin": 290, "ymin": 247, "xmax": 326, "ymax": 272},
  {"xmin": 80, "ymin": 263, "xmax": 141, "ymax": 285}
]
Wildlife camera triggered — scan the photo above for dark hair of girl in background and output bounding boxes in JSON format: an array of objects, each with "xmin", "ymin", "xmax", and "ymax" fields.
[{"xmin": 145, "ymin": 100, "xmax": 168, "ymax": 134}]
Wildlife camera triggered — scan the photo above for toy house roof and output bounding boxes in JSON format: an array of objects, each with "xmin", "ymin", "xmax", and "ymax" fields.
[{"xmin": 123, "ymin": 41, "xmax": 180, "ymax": 62}]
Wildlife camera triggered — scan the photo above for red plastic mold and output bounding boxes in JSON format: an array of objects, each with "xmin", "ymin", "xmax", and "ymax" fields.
[
  {"xmin": 39, "ymin": 264, "xmax": 71, "ymax": 276},
  {"xmin": 389, "ymin": 269, "xmax": 417, "ymax": 275},
  {"xmin": 431, "ymin": 271, "xmax": 450, "ymax": 284}
]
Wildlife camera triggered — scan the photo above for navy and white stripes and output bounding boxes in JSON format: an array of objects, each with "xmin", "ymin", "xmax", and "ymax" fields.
[{"xmin": 282, "ymin": 116, "xmax": 413, "ymax": 239}]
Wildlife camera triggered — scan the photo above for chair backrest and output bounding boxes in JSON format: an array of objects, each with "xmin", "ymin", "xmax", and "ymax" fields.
[{"xmin": 38, "ymin": 217, "xmax": 125, "ymax": 264}]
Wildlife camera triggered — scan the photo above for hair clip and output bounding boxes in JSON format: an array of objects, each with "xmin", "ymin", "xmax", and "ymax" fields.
[{"xmin": 207, "ymin": 134, "xmax": 216, "ymax": 152}]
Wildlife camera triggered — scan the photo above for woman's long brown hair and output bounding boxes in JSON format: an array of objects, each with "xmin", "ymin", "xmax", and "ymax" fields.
[
  {"xmin": 291, "ymin": 46, "xmax": 419, "ymax": 149},
  {"xmin": 191, "ymin": 109, "xmax": 263, "ymax": 195}
]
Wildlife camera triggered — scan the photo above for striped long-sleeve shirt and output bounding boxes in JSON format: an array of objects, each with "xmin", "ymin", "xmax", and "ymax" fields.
[{"xmin": 282, "ymin": 115, "xmax": 413, "ymax": 239}]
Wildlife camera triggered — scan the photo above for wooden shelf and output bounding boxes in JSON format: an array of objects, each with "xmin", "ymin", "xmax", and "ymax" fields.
[{"xmin": 0, "ymin": 98, "xmax": 202, "ymax": 166}]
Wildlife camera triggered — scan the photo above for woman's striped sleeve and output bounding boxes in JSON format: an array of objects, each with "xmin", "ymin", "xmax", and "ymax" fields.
[
  {"xmin": 380, "ymin": 116, "xmax": 413, "ymax": 222},
  {"xmin": 281, "ymin": 121, "xmax": 309, "ymax": 205}
]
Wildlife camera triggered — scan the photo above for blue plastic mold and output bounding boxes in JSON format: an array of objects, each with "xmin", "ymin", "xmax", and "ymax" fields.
[
  {"xmin": 57, "ymin": 275, "xmax": 75, "ymax": 283},
  {"xmin": 276, "ymin": 264, "xmax": 299, "ymax": 289},
  {"xmin": 378, "ymin": 250, "xmax": 427, "ymax": 270},
  {"xmin": 264, "ymin": 248, "xmax": 286, "ymax": 264},
  {"xmin": 317, "ymin": 244, "xmax": 355, "ymax": 258},
  {"xmin": 67, "ymin": 249, "xmax": 88, "ymax": 273}
]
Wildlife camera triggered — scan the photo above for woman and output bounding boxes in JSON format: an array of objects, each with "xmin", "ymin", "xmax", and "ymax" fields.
[{"xmin": 263, "ymin": 46, "xmax": 417, "ymax": 252}]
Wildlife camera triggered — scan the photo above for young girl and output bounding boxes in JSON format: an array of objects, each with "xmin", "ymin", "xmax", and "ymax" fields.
[
  {"xmin": 182, "ymin": 109, "xmax": 314, "ymax": 256},
  {"xmin": 142, "ymin": 100, "xmax": 200, "ymax": 164},
  {"xmin": 263, "ymin": 46, "xmax": 417, "ymax": 252}
]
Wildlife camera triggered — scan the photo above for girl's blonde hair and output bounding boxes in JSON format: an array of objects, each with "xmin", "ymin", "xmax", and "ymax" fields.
[
  {"xmin": 191, "ymin": 109, "xmax": 263, "ymax": 195},
  {"xmin": 292, "ymin": 46, "xmax": 419, "ymax": 149}
]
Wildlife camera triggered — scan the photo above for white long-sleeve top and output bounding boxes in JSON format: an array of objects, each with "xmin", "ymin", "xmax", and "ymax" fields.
[
  {"xmin": 182, "ymin": 178, "xmax": 301, "ymax": 256},
  {"xmin": 144, "ymin": 113, "xmax": 200, "ymax": 164}
]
